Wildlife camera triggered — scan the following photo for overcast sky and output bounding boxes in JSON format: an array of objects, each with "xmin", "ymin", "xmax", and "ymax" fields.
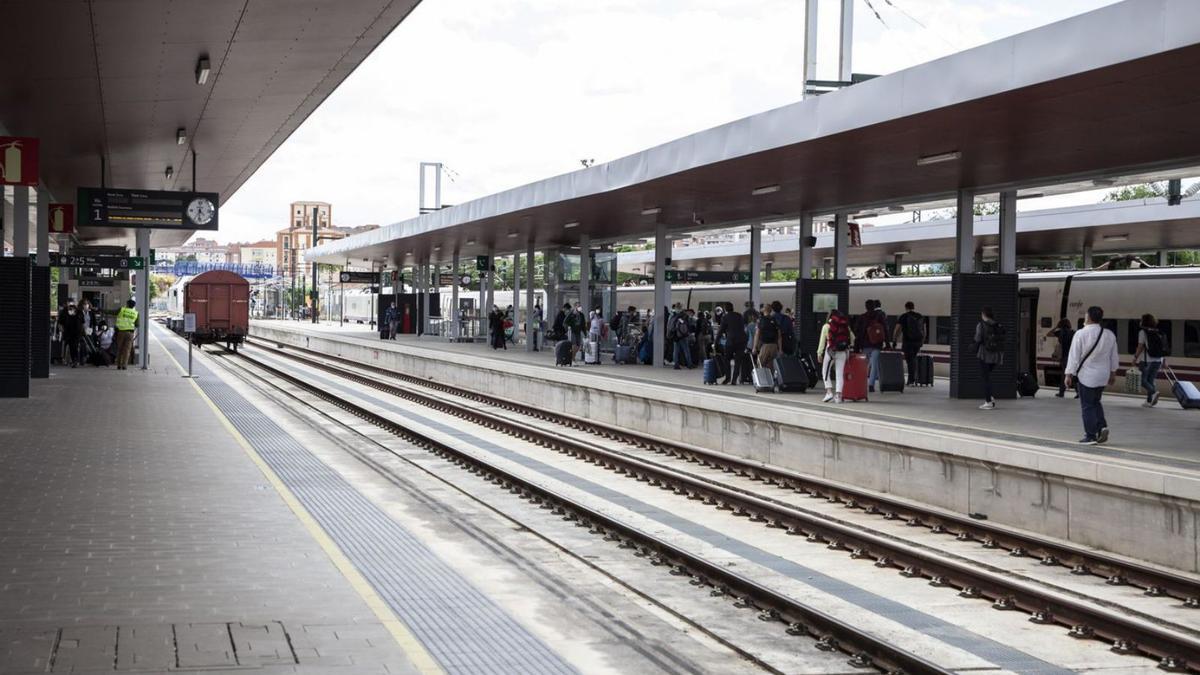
[{"xmin": 213, "ymin": 0, "xmax": 1123, "ymax": 244}]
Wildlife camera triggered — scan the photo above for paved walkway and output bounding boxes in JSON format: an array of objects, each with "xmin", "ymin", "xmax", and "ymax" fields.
[
  {"xmin": 267, "ymin": 320, "xmax": 1200, "ymax": 468},
  {"xmin": 0, "ymin": 335, "xmax": 421, "ymax": 674}
]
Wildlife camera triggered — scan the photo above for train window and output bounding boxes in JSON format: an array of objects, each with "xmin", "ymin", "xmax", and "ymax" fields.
[
  {"xmin": 1185, "ymin": 321, "xmax": 1200, "ymax": 357},
  {"xmin": 1040, "ymin": 316, "xmax": 1053, "ymax": 329},
  {"xmin": 1101, "ymin": 319, "xmax": 1118, "ymax": 350},
  {"xmin": 1126, "ymin": 319, "xmax": 1172, "ymax": 354},
  {"xmin": 934, "ymin": 316, "xmax": 951, "ymax": 345}
]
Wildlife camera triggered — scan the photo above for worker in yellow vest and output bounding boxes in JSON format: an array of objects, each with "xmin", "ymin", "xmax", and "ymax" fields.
[{"xmin": 115, "ymin": 299, "xmax": 139, "ymax": 370}]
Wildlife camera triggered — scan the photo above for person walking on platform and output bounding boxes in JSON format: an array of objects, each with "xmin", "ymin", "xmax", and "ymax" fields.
[
  {"xmin": 552, "ymin": 303, "xmax": 569, "ymax": 342},
  {"xmin": 57, "ymin": 301, "xmax": 84, "ymax": 368},
  {"xmin": 384, "ymin": 302, "xmax": 398, "ymax": 340},
  {"xmin": 893, "ymin": 301, "xmax": 926, "ymax": 386},
  {"xmin": 753, "ymin": 304, "xmax": 783, "ymax": 372},
  {"xmin": 1046, "ymin": 318, "xmax": 1077, "ymax": 398},
  {"xmin": 489, "ymin": 306, "xmax": 507, "ymax": 350},
  {"xmin": 1065, "ymin": 306, "xmax": 1119, "ymax": 445},
  {"xmin": 1132, "ymin": 313, "xmax": 1166, "ymax": 408},
  {"xmin": 973, "ymin": 306, "xmax": 1004, "ymax": 410},
  {"xmin": 669, "ymin": 305, "xmax": 693, "ymax": 370},
  {"xmin": 856, "ymin": 299, "xmax": 888, "ymax": 393},
  {"xmin": 715, "ymin": 304, "xmax": 747, "ymax": 385},
  {"xmin": 532, "ymin": 302, "xmax": 544, "ymax": 351},
  {"xmin": 771, "ymin": 301, "xmax": 796, "ymax": 356},
  {"xmin": 565, "ymin": 303, "xmax": 585, "ymax": 361},
  {"xmin": 819, "ymin": 309, "xmax": 853, "ymax": 403},
  {"xmin": 115, "ymin": 299, "xmax": 138, "ymax": 370}
]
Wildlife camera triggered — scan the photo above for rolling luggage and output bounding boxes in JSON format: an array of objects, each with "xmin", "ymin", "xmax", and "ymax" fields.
[
  {"xmin": 914, "ymin": 354, "xmax": 934, "ymax": 386},
  {"xmin": 1164, "ymin": 365, "xmax": 1200, "ymax": 409},
  {"xmin": 878, "ymin": 351, "xmax": 905, "ymax": 393},
  {"xmin": 702, "ymin": 358, "xmax": 719, "ymax": 385},
  {"xmin": 584, "ymin": 339, "xmax": 600, "ymax": 364},
  {"xmin": 842, "ymin": 353, "xmax": 869, "ymax": 401},
  {"xmin": 638, "ymin": 337, "xmax": 653, "ymax": 364},
  {"xmin": 1017, "ymin": 371, "xmax": 1039, "ymax": 397},
  {"xmin": 751, "ymin": 355, "xmax": 775, "ymax": 393},
  {"xmin": 800, "ymin": 353, "xmax": 820, "ymax": 389},
  {"xmin": 555, "ymin": 340, "xmax": 573, "ymax": 367},
  {"xmin": 614, "ymin": 344, "xmax": 636, "ymax": 364},
  {"xmin": 773, "ymin": 354, "xmax": 808, "ymax": 392}
]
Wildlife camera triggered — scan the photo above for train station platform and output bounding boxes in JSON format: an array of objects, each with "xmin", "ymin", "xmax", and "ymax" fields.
[{"xmin": 251, "ymin": 320, "xmax": 1200, "ymax": 574}]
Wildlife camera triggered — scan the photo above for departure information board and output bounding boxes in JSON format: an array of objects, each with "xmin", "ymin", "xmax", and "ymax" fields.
[
  {"xmin": 77, "ymin": 187, "xmax": 220, "ymax": 231},
  {"xmin": 664, "ymin": 270, "xmax": 752, "ymax": 283},
  {"xmin": 49, "ymin": 253, "xmax": 145, "ymax": 270}
]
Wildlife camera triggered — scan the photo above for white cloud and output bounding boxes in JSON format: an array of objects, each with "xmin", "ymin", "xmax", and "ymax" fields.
[{"xmin": 214, "ymin": 0, "xmax": 1123, "ymax": 244}]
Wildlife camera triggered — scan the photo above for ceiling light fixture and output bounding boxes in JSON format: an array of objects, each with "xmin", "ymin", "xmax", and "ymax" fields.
[
  {"xmin": 852, "ymin": 212, "xmax": 878, "ymax": 219},
  {"xmin": 506, "ymin": 231, "xmax": 518, "ymax": 238},
  {"xmin": 712, "ymin": 262, "xmax": 724, "ymax": 268},
  {"xmin": 465, "ymin": 238, "xmax": 476, "ymax": 245},
  {"xmin": 641, "ymin": 207, "xmax": 661, "ymax": 216},
  {"xmin": 1103, "ymin": 234, "xmax": 1129, "ymax": 242},
  {"xmin": 751, "ymin": 184, "xmax": 781, "ymax": 196},
  {"xmin": 915, "ymin": 151, "xmax": 961, "ymax": 166},
  {"xmin": 887, "ymin": 205, "xmax": 905, "ymax": 212},
  {"xmin": 433, "ymin": 245, "xmax": 441, "ymax": 251},
  {"xmin": 982, "ymin": 244, "xmax": 999, "ymax": 250},
  {"xmin": 893, "ymin": 250, "xmax": 911, "ymax": 256},
  {"xmin": 563, "ymin": 221, "xmax": 579, "ymax": 229},
  {"xmin": 195, "ymin": 56, "xmax": 211, "ymax": 85},
  {"xmin": 176, "ymin": 128, "xmax": 187, "ymax": 145}
]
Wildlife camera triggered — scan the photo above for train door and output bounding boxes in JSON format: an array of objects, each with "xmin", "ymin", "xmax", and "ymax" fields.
[
  {"xmin": 209, "ymin": 283, "xmax": 231, "ymax": 333},
  {"xmin": 1017, "ymin": 288, "xmax": 1039, "ymax": 376}
]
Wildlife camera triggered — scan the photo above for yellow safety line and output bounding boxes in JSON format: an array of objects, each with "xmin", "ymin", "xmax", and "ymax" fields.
[{"xmin": 151, "ymin": 330, "xmax": 444, "ymax": 675}]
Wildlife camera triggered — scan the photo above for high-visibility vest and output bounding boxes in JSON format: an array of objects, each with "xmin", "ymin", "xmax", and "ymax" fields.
[{"xmin": 116, "ymin": 306, "xmax": 138, "ymax": 331}]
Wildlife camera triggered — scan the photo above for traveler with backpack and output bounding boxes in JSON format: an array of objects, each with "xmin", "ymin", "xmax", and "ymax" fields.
[
  {"xmin": 552, "ymin": 303, "xmax": 569, "ymax": 342},
  {"xmin": 1065, "ymin": 306, "xmax": 1120, "ymax": 445},
  {"xmin": 753, "ymin": 304, "xmax": 783, "ymax": 372},
  {"xmin": 1133, "ymin": 313, "xmax": 1167, "ymax": 407},
  {"xmin": 892, "ymin": 301, "xmax": 926, "ymax": 386},
  {"xmin": 772, "ymin": 301, "xmax": 797, "ymax": 356},
  {"xmin": 715, "ymin": 305, "xmax": 747, "ymax": 385},
  {"xmin": 669, "ymin": 306, "xmax": 693, "ymax": 370},
  {"xmin": 855, "ymin": 300, "xmax": 888, "ymax": 392},
  {"xmin": 1046, "ymin": 318, "xmax": 1076, "ymax": 398},
  {"xmin": 819, "ymin": 309, "xmax": 854, "ymax": 403},
  {"xmin": 565, "ymin": 303, "xmax": 586, "ymax": 360},
  {"xmin": 973, "ymin": 306, "xmax": 1005, "ymax": 410}
]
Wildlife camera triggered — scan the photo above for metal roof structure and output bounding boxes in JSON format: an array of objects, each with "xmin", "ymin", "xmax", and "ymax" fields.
[
  {"xmin": 0, "ymin": 0, "xmax": 422, "ymax": 249},
  {"xmin": 616, "ymin": 198, "xmax": 1200, "ymax": 273},
  {"xmin": 309, "ymin": 0, "xmax": 1200, "ymax": 268}
]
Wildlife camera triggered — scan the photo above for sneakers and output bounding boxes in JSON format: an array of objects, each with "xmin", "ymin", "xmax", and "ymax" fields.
[
  {"xmin": 834, "ymin": 394, "xmax": 843, "ymax": 404},
  {"xmin": 978, "ymin": 401, "xmax": 995, "ymax": 410},
  {"xmin": 1078, "ymin": 436, "xmax": 1098, "ymax": 445},
  {"xmin": 1142, "ymin": 401, "xmax": 1153, "ymax": 408},
  {"xmin": 1150, "ymin": 391, "xmax": 1160, "ymax": 407},
  {"xmin": 1096, "ymin": 427, "xmax": 1109, "ymax": 444},
  {"xmin": 1054, "ymin": 392, "xmax": 1064, "ymax": 398},
  {"xmin": 822, "ymin": 391, "xmax": 834, "ymax": 403}
]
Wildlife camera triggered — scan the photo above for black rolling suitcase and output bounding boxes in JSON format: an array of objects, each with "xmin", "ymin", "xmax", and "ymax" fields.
[
  {"xmin": 773, "ymin": 354, "xmax": 808, "ymax": 392},
  {"xmin": 800, "ymin": 353, "xmax": 820, "ymax": 389},
  {"xmin": 1017, "ymin": 372, "xmax": 1039, "ymax": 397},
  {"xmin": 554, "ymin": 339, "xmax": 573, "ymax": 367},
  {"xmin": 878, "ymin": 351, "xmax": 905, "ymax": 392},
  {"xmin": 736, "ymin": 352, "xmax": 753, "ymax": 384},
  {"xmin": 914, "ymin": 354, "xmax": 934, "ymax": 386}
]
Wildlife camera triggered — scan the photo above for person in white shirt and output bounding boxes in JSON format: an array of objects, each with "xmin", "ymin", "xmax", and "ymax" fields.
[{"xmin": 1064, "ymin": 306, "xmax": 1120, "ymax": 445}]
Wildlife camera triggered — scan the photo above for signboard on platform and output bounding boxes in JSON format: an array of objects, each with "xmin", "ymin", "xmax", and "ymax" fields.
[
  {"xmin": 664, "ymin": 270, "xmax": 752, "ymax": 283},
  {"xmin": 49, "ymin": 253, "xmax": 145, "ymax": 270},
  {"xmin": 78, "ymin": 278, "xmax": 115, "ymax": 289},
  {"xmin": 475, "ymin": 256, "xmax": 489, "ymax": 271},
  {"xmin": 183, "ymin": 313, "xmax": 197, "ymax": 334},
  {"xmin": 339, "ymin": 271, "xmax": 378, "ymax": 284},
  {"xmin": 77, "ymin": 187, "xmax": 220, "ymax": 231},
  {"xmin": 0, "ymin": 136, "xmax": 39, "ymax": 186},
  {"xmin": 437, "ymin": 273, "xmax": 457, "ymax": 286},
  {"xmin": 48, "ymin": 204, "xmax": 74, "ymax": 234}
]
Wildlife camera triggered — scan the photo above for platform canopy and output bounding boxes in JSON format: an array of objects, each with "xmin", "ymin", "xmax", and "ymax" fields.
[
  {"xmin": 309, "ymin": 0, "xmax": 1200, "ymax": 268},
  {"xmin": 617, "ymin": 197, "xmax": 1200, "ymax": 273},
  {"xmin": 0, "ymin": 0, "xmax": 421, "ymax": 249}
]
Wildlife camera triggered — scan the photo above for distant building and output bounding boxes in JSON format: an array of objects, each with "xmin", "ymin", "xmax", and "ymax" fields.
[
  {"xmin": 276, "ymin": 203, "xmax": 381, "ymax": 279},
  {"xmin": 240, "ymin": 240, "xmax": 278, "ymax": 269},
  {"xmin": 158, "ymin": 237, "xmax": 227, "ymax": 264}
]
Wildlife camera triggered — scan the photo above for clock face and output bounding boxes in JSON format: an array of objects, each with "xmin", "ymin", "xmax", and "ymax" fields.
[{"xmin": 186, "ymin": 197, "xmax": 215, "ymax": 226}]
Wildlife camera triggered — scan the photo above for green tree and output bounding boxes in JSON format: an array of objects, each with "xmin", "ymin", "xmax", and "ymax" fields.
[
  {"xmin": 1104, "ymin": 183, "xmax": 1165, "ymax": 201},
  {"xmin": 973, "ymin": 202, "xmax": 1000, "ymax": 216}
]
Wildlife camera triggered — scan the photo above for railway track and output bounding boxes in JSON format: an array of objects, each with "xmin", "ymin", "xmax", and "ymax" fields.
[{"xmin": 241, "ymin": 338, "xmax": 1200, "ymax": 672}]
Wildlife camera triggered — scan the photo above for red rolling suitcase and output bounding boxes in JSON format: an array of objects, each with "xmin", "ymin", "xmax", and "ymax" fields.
[{"xmin": 842, "ymin": 353, "xmax": 869, "ymax": 401}]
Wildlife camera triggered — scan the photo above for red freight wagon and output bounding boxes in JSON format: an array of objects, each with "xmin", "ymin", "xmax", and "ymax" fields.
[{"xmin": 170, "ymin": 271, "xmax": 249, "ymax": 348}]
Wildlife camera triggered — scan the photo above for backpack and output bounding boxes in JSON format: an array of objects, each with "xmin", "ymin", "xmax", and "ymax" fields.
[
  {"xmin": 865, "ymin": 315, "xmax": 886, "ymax": 347},
  {"xmin": 565, "ymin": 311, "xmax": 582, "ymax": 331},
  {"xmin": 609, "ymin": 313, "xmax": 622, "ymax": 331},
  {"xmin": 901, "ymin": 312, "xmax": 924, "ymax": 342},
  {"xmin": 776, "ymin": 314, "xmax": 795, "ymax": 343},
  {"xmin": 671, "ymin": 315, "xmax": 689, "ymax": 339},
  {"xmin": 758, "ymin": 316, "xmax": 779, "ymax": 343},
  {"xmin": 828, "ymin": 315, "xmax": 851, "ymax": 351},
  {"xmin": 1144, "ymin": 328, "xmax": 1169, "ymax": 358},
  {"xmin": 984, "ymin": 321, "xmax": 1005, "ymax": 352}
]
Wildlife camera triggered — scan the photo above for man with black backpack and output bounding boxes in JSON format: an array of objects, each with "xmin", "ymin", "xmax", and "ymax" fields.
[
  {"xmin": 855, "ymin": 299, "xmax": 888, "ymax": 392},
  {"xmin": 771, "ymin": 301, "xmax": 796, "ymax": 356},
  {"xmin": 1133, "ymin": 313, "xmax": 1167, "ymax": 407},
  {"xmin": 973, "ymin": 306, "xmax": 1005, "ymax": 410},
  {"xmin": 893, "ymin": 301, "xmax": 926, "ymax": 386},
  {"xmin": 669, "ymin": 304, "xmax": 693, "ymax": 370}
]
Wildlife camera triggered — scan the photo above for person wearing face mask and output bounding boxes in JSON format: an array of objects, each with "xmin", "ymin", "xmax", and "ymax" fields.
[{"xmin": 57, "ymin": 302, "xmax": 84, "ymax": 368}]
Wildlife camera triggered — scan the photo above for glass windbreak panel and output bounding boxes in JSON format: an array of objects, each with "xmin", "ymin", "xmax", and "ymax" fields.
[
  {"xmin": 1184, "ymin": 321, "xmax": 1200, "ymax": 357},
  {"xmin": 591, "ymin": 252, "xmax": 617, "ymax": 284},
  {"xmin": 557, "ymin": 253, "xmax": 581, "ymax": 282}
]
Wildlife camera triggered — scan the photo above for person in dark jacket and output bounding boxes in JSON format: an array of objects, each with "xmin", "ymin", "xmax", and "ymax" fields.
[
  {"xmin": 57, "ymin": 302, "xmax": 84, "ymax": 367},
  {"xmin": 551, "ymin": 303, "xmax": 569, "ymax": 341},
  {"xmin": 716, "ymin": 307, "xmax": 747, "ymax": 385},
  {"xmin": 974, "ymin": 306, "xmax": 1004, "ymax": 409},
  {"xmin": 489, "ymin": 306, "xmax": 506, "ymax": 350},
  {"xmin": 1046, "ymin": 318, "xmax": 1076, "ymax": 398}
]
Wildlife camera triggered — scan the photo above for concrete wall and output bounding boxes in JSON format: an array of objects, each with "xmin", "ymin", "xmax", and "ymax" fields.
[{"xmin": 252, "ymin": 323, "xmax": 1200, "ymax": 573}]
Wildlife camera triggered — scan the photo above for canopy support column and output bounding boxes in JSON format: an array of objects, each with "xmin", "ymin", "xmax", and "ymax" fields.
[
  {"xmin": 525, "ymin": 240, "xmax": 536, "ymax": 352},
  {"xmin": 999, "ymin": 190, "xmax": 1017, "ymax": 275},
  {"xmin": 955, "ymin": 189, "xmax": 976, "ymax": 273},
  {"xmin": 749, "ymin": 224, "xmax": 763, "ymax": 307},
  {"xmin": 652, "ymin": 223, "xmax": 668, "ymax": 369}
]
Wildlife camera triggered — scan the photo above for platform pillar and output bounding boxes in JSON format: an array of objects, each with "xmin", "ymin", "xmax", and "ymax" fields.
[
  {"xmin": 950, "ymin": 273, "xmax": 1018, "ymax": 399},
  {"xmin": 798, "ymin": 213, "xmax": 814, "ymax": 280},
  {"xmin": 955, "ymin": 189, "xmax": 976, "ymax": 274},
  {"xmin": 136, "ymin": 229, "xmax": 150, "ymax": 369},
  {"xmin": 0, "ymin": 257, "xmax": 32, "ymax": 397},
  {"xmin": 749, "ymin": 224, "xmax": 762, "ymax": 308},
  {"xmin": 833, "ymin": 214, "xmax": 848, "ymax": 280},
  {"xmin": 652, "ymin": 223, "xmax": 668, "ymax": 369},
  {"xmin": 36, "ymin": 188, "xmax": 49, "ymax": 267},
  {"xmin": 998, "ymin": 190, "xmax": 1017, "ymax": 275},
  {"xmin": 14, "ymin": 186, "xmax": 29, "ymax": 257},
  {"xmin": 450, "ymin": 253, "xmax": 460, "ymax": 339},
  {"xmin": 525, "ymin": 240, "xmax": 536, "ymax": 352},
  {"xmin": 579, "ymin": 235, "xmax": 590, "ymax": 314},
  {"xmin": 32, "ymin": 188, "xmax": 49, "ymax": 378},
  {"xmin": 1158, "ymin": 249, "xmax": 1169, "ymax": 266}
]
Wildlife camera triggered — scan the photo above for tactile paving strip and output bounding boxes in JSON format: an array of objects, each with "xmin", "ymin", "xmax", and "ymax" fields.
[
  {"xmin": 263, "ymin": 348, "xmax": 1077, "ymax": 675},
  {"xmin": 159, "ymin": 331, "xmax": 577, "ymax": 675}
]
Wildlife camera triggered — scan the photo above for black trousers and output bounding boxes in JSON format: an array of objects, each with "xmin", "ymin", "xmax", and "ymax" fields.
[
  {"xmin": 902, "ymin": 341, "xmax": 922, "ymax": 383},
  {"xmin": 980, "ymin": 360, "xmax": 997, "ymax": 402}
]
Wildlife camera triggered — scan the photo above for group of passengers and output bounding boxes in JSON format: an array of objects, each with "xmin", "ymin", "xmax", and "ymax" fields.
[{"xmin": 55, "ymin": 298, "xmax": 139, "ymax": 370}]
